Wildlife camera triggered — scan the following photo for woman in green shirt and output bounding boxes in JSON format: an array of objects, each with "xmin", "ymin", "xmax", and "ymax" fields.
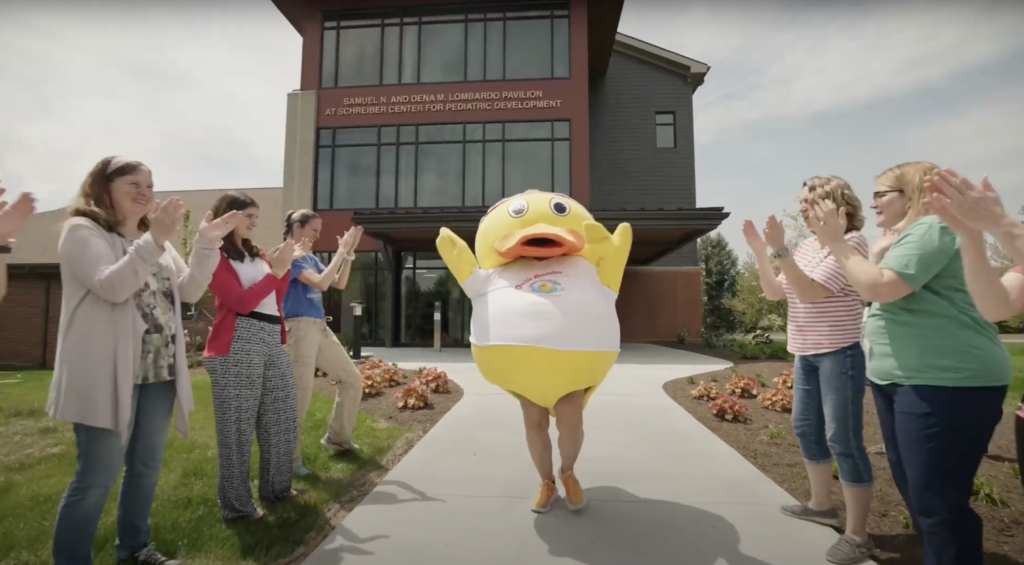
[{"xmin": 808, "ymin": 161, "xmax": 1010, "ymax": 565}]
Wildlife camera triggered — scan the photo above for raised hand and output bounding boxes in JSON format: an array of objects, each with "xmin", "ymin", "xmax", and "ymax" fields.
[
  {"xmin": 197, "ymin": 210, "xmax": 244, "ymax": 241},
  {"xmin": 870, "ymin": 229, "xmax": 899, "ymax": 264},
  {"xmin": 923, "ymin": 170, "xmax": 1003, "ymax": 235},
  {"xmin": 294, "ymin": 237, "xmax": 313, "ymax": 257},
  {"xmin": 807, "ymin": 200, "xmax": 847, "ymax": 247},
  {"xmin": 763, "ymin": 216, "xmax": 787, "ymax": 251},
  {"xmin": 742, "ymin": 219, "xmax": 769, "ymax": 254},
  {"xmin": 148, "ymin": 197, "xmax": 186, "ymax": 247},
  {"xmin": 0, "ymin": 186, "xmax": 37, "ymax": 243},
  {"xmin": 337, "ymin": 225, "xmax": 364, "ymax": 254},
  {"xmin": 268, "ymin": 239, "xmax": 298, "ymax": 275}
]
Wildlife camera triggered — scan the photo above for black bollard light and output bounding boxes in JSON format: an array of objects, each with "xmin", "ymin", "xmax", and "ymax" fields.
[{"xmin": 350, "ymin": 300, "xmax": 364, "ymax": 360}]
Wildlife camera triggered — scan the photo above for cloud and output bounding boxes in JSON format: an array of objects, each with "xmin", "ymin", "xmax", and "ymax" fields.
[
  {"xmin": 0, "ymin": 0, "xmax": 301, "ymax": 211},
  {"xmin": 620, "ymin": 0, "xmax": 1024, "ymax": 142}
]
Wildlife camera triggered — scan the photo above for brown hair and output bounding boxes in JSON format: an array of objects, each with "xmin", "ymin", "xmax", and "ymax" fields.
[
  {"xmin": 283, "ymin": 209, "xmax": 320, "ymax": 240},
  {"xmin": 211, "ymin": 191, "xmax": 261, "ymax": 262},
  {"xmin": 69, "ymin": 156, "xmax": 151, "ymax": 232},
  {"xmin": 801, "ymin": 175, "xmax": 865, "ymax": 233},
  {"xmin": 876, "ymin": 162, "xmax": 940, "ymax": 229}
]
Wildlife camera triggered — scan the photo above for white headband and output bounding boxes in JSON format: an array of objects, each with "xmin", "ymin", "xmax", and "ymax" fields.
[{"xmin": 106, "ymin": 156, "xmax": 134, "ymax": 174}]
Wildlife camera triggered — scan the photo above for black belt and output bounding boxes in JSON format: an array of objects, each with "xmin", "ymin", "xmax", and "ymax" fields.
[{"xmin": 239, "ymin": 311, "xmax": 280, "ymax": 325}]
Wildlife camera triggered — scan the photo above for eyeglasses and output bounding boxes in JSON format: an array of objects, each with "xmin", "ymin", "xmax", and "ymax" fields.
[{"xmin": 872, "ymin": 189, "xmax": 903, "ymax": 203}]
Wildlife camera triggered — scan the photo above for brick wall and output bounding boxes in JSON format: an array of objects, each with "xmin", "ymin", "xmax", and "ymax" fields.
[{"xmin": 0, "ymin": 274, "xmax": 52, "ymax": 368}]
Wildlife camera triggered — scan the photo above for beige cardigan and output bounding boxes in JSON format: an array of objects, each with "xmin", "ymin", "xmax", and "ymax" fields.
[{"xmin": 46, "ymin": 217, "xmax": 222, "ymax": 443}]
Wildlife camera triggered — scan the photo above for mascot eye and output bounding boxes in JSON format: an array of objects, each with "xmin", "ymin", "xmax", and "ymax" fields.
[
  {"xmin": 507, "ymin": 199, "xmax": 529, "ymax": 218},
  {"xmin": 549, "ymin": 197, "xmax": 570, "ymax": 216}
]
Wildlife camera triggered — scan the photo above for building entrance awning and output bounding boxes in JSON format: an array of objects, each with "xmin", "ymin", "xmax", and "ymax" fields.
[{"xmin": 352, "ymin": 206, "xmax": 730, "ymax": 265}]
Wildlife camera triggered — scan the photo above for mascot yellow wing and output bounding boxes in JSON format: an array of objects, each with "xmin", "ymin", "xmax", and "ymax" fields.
[
  {"xmin": 435, "ymin": 227, "xmax": 478, "ymax": 284},
  {"xmin": 580, "ymin": 221, "xmax": 632, "ymax": 293}
]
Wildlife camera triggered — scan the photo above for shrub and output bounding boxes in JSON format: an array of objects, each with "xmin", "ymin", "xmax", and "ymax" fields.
[
  {"xmin": 358, "ymin": 358, "xmax": 405, "ymax": 396},
  {"xmin": 395, "ymin": 382, "xmax": 431, "ymax": 409},
  {"xmin": 676, "ymin": 328, "xmax": 689, "ymax": 345},
  {"xmin": 698, "ymin": 233, "xmax": 740, "ymax": 337},
  {"xmin": 709, "ymin": 395, "xmax": 750, "ymax": 422},
  {"xmin": 726, "ymin": 253, "xmax": 788, "ymax": 334},
  {"xmin": 972, "ymin": 476, "xmax": 1002, "ymax": 507},
  {"xmin": 731, "ymin": 339, "xmax": 792, "ymax": 360},
  {"xmin": 758, "ymin": 386, "xmax": 793, "ymax": 412},
  {"xmin": 760, "ymin": 424, "xmax": 786, "ymax": 441},
  {"xmin": 416, "ymin": 367, "xmax": 450, "ymax": 393},
  {"xmin": 754, "ymin": 373, "xmax": 768, "ymax": 388},
  {"xmin": 724, "ymin": 374, "xmax": 759, "ymax": 398},
  {"xmin": 774, "ymin": 369, "xmax": 794, "ymax": 389},
  {"xmin": 690, "ymin": 381, "xmax": 719, "ymax": 401}
]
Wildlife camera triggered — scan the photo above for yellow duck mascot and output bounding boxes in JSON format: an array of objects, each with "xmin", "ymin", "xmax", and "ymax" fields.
[{"xmin": 436, "ymin": 189, "xmax": 632, "ymax": 512}]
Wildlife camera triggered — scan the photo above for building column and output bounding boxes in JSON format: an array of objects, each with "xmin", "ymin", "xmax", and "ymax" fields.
[{"xmin": 282, "ymin": 90, "xmax": 318, "ymax": 215}]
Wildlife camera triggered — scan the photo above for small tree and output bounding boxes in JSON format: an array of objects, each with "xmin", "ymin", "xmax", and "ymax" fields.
[
  {"xmin": 178, "ymin": 209, "xmax": 205, "ymax": 322},
  {"xmin": 698, "ymin": 232, "xmax": 740, "ymax": 344},
  {"xmin": 727, "ymin": 253, "xmax": 787, "ymax": 333},
  {"xmin": 781, "ymin": 206, "xmax": 811, "ymax": 249}
]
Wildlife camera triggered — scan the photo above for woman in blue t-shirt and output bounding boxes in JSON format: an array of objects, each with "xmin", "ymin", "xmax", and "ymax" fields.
[{"xmin": 280, "ymin": 209, "xmax": 363, "ymax": 477}]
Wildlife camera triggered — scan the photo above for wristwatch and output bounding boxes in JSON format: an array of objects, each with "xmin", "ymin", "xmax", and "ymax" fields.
[{"xmin": 770, "ymin": 246, "xmax": 789, "ymax": 260}]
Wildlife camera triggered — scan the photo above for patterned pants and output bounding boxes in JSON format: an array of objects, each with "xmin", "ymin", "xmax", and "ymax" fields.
[{"xmin": 205, "ymin": 316, "xmax": 297, "ymax": 520}]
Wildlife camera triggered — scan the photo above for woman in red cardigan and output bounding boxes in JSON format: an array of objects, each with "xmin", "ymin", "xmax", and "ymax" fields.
[{"xmin": 202, "ymin": 191, "xmax": 309, "ymax": 521}]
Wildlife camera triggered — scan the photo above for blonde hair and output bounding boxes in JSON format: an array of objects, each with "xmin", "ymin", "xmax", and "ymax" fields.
[
  {"xmin": 876, "ymin": 161, "xmax": 940, "ymax": 229},
  {"xmin": 802, "ymin": 175, "xmax": 865, "ymax": 233}
]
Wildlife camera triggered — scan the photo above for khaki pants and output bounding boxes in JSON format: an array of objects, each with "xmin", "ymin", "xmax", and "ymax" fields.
[{"xmin": 284, "ymin": 317, "xmax": 362, "ymax": 466}]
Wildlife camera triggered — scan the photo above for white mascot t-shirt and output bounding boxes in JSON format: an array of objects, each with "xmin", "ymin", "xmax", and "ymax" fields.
[{"xmin": 458, "ymin": 255, "xmax": 620, "ymax": 351}]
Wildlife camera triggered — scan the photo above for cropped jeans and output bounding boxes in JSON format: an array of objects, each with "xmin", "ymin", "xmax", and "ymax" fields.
[
  {"xmin": 52, "ymin": 380, "xmax": 176, "ymax": 565},
  {"xmin": 791, "ymin": 342, "xmax": 873, "ymax": 486}
]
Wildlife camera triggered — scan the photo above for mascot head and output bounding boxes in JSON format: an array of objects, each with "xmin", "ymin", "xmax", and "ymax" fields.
[{"xmin": 474, "ymin": 190, "xmax": 594, "ymax": 270}]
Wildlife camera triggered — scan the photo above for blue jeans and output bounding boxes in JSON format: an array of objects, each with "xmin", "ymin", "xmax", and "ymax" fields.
[
  {"xmin": 871, "ymin": 382, "xmax": 1005, "ymax": 565},
  {"xmin": 52, "ymin": 380, "xmax": 176, "ymax": 565},
  {"xmin": 792, "ymin": 342, "xmax": 873, "ymax": 486}
]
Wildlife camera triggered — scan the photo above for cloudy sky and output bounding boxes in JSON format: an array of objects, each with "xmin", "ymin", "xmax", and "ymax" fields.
[{"xmin": 1, "ymin": 0, "xmax": 1022, "ymax": 251}]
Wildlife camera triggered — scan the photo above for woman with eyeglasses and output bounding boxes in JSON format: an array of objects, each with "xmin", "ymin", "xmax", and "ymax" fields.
[
  {"xmin": 809, "ymin": 161, "xmax": 1010, "ymax": 565},
  {"xmin": 925, "ymin": 169, "xmax": 1024, "ymax": 496}
]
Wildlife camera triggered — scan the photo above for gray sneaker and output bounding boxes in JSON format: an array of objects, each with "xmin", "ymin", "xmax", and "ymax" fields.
[
  {"xmin": 825, "ymin": 534, "xmax": 876, "ymax": 565},
  {"xmin": 780, "ymin": 503, "xmax": 843, "ymax": 527}
]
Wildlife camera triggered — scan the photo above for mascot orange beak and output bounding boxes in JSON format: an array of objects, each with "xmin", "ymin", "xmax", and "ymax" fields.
[{"xmin": 494, "ymin": 223, "xmax": 585, "ymax": 259}]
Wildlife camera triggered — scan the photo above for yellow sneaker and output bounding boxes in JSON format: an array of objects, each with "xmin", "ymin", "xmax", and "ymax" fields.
[
  {"xmin": 531, "ymin": 480, "xmax": 558, "ymax": 513},
  {"xmin": 561, "ymin": 469, "xmax": 586, "ymax": 511}
]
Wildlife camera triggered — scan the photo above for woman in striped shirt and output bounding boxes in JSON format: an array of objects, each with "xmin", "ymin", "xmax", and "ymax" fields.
[
  {"xmin": 743, "ymin": 176, "xmax": 874, "ymax": 565},
  {"xmin": 925, "ymin": 169, "xmax": 1024, "ymax": 497},
  {"xmin": 810, "ymin": 162, "xmax": 1010, "ymax": 565}
]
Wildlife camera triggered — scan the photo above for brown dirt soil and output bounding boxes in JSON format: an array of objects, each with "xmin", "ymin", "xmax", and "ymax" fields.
[
  {"xmin": 280, "ymin": 359, "xmax": 463, "ymax": 565},
  {"xmin": 663, "ymin": 361, "xmax": 1023, "ymax": 565}
]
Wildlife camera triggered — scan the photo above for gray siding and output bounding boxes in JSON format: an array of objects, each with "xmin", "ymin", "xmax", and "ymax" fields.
[{"xmin": 589, "ymin": 50, "xmax": 697, "ymax": 266}]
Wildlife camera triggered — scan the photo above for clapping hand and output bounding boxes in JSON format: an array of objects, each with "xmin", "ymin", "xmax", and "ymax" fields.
[
  {"xmin": 147, "ymin": 197, "xmax": 186, "ymax": 247},
  {"xmin": 0, "ymin": 185, "xmax": 37, "ymax": 244},
  {"xmin": 923, "ymin": 169, "xmax": 1002, "ymax": 237},
  {"xmin": 337, "ymin": 226, "xmax": 364, "ymax": 255},
  {"xmin": 197, "ymin": 210, "xmax": 244, "ymax": 242},
  {"xmin": 763, "ymin": 215, "xmax": 787, "ymax": 251},
  {"xmin": 871, "ymin": 229, "xmax": 899, "ymax": 263},
  {"xmin": 806, "ymin": 200, "xmax": 847, "ymax": 247},
  {"xmin": 741, "ymin": 220, "xmax": 769, "ymax": 255},
  {"xmin": 268, "ymin": 239, "xmax": 308, "ymax": 275}
]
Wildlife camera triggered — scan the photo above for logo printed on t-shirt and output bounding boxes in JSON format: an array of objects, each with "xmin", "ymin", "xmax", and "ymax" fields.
[{"xmin": 527, "ymin": 279, "xmax": 563, "ymax": 295}]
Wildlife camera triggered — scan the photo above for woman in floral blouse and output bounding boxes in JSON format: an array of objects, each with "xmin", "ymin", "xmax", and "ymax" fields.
[{"xmin": 48, "ymin": 156, "xmax": 242, "ymax": 565}]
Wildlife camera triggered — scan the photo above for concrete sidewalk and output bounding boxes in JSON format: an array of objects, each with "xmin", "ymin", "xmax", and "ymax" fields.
[{"xmin": 304, "ymin": 344, "xmax": 856, "ymax": 565}]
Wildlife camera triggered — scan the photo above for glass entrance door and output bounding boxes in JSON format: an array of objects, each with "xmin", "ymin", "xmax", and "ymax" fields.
[{"xmin": 400, "ymin": 252, "xmax": 471, "ymax": 346}]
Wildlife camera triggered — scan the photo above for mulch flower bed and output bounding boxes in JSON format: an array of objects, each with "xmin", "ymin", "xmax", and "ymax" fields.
[{"xmin": 664, "ymin": 360, "xmax": 1023, "ymax": 565}]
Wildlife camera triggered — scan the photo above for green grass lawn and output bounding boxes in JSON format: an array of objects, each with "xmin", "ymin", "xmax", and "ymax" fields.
[
  {"xmin": 0, "ymin": 371, "xmax": 408, "ymax": 565},
  {"xmin": 1007, "ymin": 343, "xmax": 1024, "ymax": 409}
]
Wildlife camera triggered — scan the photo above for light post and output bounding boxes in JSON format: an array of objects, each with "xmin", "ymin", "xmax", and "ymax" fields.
[
  {"xmin": 350, "ymin": 300, "xmax": 364, "ymax": 360},
  {"xmin": 433, "ymin": 301, "xmax": 442, "ymax": 352}
]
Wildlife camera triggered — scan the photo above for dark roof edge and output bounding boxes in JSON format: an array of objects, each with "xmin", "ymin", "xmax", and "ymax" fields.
[{"xmin": 613, "ymin": 33, "xmax": 711, "ymax": 91}]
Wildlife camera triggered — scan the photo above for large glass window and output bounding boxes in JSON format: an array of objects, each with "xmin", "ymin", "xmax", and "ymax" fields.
[
  {"xmin": 322, "ymin": 251, "xmax": 388, "ymax": 345},
  {"xmin": 315, "ymin": 120, "xmax": 571, "ymax": 209},
  {"xmin": 401, "ymin": 252, "xmax": 470, "ymax": 346},
  {"xmin": 320, "ymin": 1, "xmax": 570, "ymax": 88}
]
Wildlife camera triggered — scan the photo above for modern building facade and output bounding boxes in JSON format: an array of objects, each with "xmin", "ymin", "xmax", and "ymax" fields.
[
  {"xmin": 273, "ymin": 0, "xmax": 729, "ymax": 348},
  {"xmin": 0, "ymin": 0, "xmax": 729, "ymax": 368}
]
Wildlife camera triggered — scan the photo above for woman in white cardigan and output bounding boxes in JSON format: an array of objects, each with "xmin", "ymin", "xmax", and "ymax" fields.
[{"xmin": 47, "ymin": 156, "xmax": 241, "ymax": 565}]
